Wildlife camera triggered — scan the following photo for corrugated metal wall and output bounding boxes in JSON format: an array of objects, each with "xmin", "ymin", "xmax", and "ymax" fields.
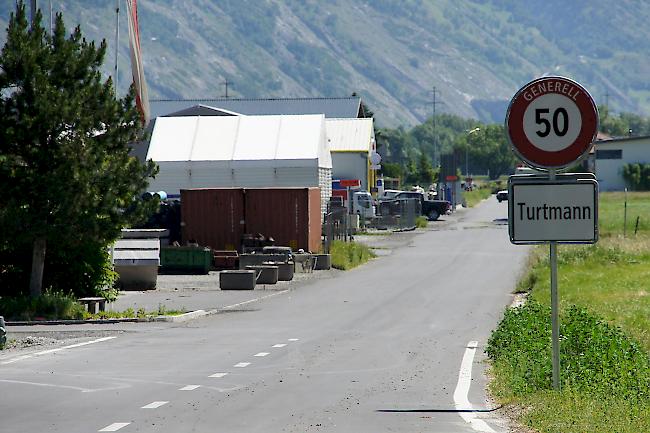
[
  {"xmin": 149, "ymin": 162, "xmax": 322, "ymax": 196},
  {"xmin": 181, "ymin": 188, "xmax": 322, "ymax": 253},
  {"xmin": 181, "ymin": 189, "xmax": 245, "ymax": 251},
  {"xmin": 245, "ymin": 188, "xmax": 321, "ymax": 253}
]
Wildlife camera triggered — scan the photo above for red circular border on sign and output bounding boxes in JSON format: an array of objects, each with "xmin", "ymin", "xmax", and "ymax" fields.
[{"xmin": 506, "ymin": 77, "xmax": 599, "ymax": 169}]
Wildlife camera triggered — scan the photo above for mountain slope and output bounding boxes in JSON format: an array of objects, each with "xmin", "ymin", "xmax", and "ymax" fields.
[{"xmin": 1, "ymin": 1, "xmax": 649, "ymax": 127}]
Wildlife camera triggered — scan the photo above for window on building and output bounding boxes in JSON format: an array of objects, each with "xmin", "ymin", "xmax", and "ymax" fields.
[{"xmin": 596, "ymin": 149, "xmax": 622, "ymax": 159}]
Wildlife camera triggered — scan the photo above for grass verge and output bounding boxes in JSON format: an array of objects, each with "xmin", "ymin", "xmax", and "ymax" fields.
[
  {"xmin": 415, "ymin": 216, "xmax": 428, "ymax": 228},
  {"xmin": 0, "ymin": 291, "xmax": 186, "ymax": 323},
  {"xmin": 488, "ymin": 192, "xmax": 650, "ymax": 432},
  {"xmin": 330, "ymin": 240, "xmax": 375, "ymax": 270},
  {"xmin": 462, "ymin": 187, "xmax": 493, "ymax": 207}
]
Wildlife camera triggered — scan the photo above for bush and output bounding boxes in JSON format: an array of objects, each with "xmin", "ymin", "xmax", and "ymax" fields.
[
  {"xmin": 416, "ymin": 216, "xmax": 428, "ymax": 228},
  {"xmin": 0, "ymin": 290, "xmax": 86, "ymax": 321},
  {"xmin": 0, "ymin": 240, "xmax": 116, "ymax": 298},
  {"xmin": 330, "ymin": 240, "xmax": 375, "ymax": 270},
  {"xmin": 487, "ymin": 301, "xmax": 650, "ymax": 401}
]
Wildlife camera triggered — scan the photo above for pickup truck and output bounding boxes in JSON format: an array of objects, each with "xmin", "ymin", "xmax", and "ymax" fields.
[{"xmin": 378, "ymin": 191, "xmax": 451, "ymax": 221}]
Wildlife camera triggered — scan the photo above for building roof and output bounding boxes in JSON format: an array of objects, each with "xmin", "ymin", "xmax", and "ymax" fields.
[
  {"xmin": 146, "ymin": 114, "xmax": 332, "ymax": 168},
  {"xmin": 149, "ymin": 97, "xmax": 363, "ymax": 120},
  {"xmin": 326, "ymin": 118, "xmax": 375, "ymax": 152},
  {"xmin": 162, "ymin": 104, "xmax": 241, "ymax": 117},
  {"xmin": 595, "ymin": 134, "xmax": 650, "ymax": 145}
]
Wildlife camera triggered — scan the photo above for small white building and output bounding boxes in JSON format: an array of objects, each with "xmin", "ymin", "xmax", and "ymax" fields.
[
  {"xmin": 594, "ymin": 135, "xmax": 650, "ymax": 191},
  {"xmin": 325, "ymin": 118, "xmax": 376, "ymax": 191},
  {"xmin": 146, "ymin": 114, "xmax": 332, "ymax": 214}
]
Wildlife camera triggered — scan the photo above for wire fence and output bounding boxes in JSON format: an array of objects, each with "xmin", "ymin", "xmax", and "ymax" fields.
[
  {"xmin": 372, "ymin": 198, "xmax": 421, "ymax": 231},
  {"xmin": 322, "ymin": 198, "xmax": 423, "ymax": 252}
]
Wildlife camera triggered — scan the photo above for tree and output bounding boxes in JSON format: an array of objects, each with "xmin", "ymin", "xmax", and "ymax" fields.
[
  {"xmin": 417, "ymin": 154, "xmax": 436, "ymax": 186},
  {"xmin": 466, "ymin": 124, "xmax": 517, "ymax": 179},
  {"xmin": 0, "ymin": 3, "xmax": 158, "ymax": 297}
]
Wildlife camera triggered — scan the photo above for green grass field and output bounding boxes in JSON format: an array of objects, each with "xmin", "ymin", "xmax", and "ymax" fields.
[{"xmin": 489, "ymin": 191, "xmax": 650, "ymax": 433}]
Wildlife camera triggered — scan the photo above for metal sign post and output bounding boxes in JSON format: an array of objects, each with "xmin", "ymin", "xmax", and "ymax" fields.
[
  {"xmin": 548, "ymin": 168, "xmax": 560, "ymax": 390},
  {"xmin": 505, "ymin": 76, "xmax": 599, "ymax": 392}
]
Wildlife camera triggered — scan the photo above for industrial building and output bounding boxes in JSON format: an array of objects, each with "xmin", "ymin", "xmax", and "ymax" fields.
[
  {"xmin": 594, "ymin": 135, "xmax": 650, "ymax": 191},
  {"xmin": 145, "ymin": 114, "xmax": 332, "ymax": 215}
]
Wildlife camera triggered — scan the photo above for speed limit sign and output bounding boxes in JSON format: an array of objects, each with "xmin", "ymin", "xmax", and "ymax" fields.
[{"xmin": 506, "ymin": 76, "xmax": 599, "ymax": 169}]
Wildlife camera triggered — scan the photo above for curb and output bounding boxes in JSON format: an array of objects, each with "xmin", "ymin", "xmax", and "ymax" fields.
[
  {"xmin": 152, "ymin": 310, "xmax": 208, "ymax": 323},
  {"xmin": 5, "ymin": 312, "xmax": 204, "ymax": 326}
]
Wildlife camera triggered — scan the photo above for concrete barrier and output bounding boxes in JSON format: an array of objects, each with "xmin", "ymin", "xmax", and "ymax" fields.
[
  {"xmin": 263, "ymin": 262, "xmax": 294, "ymax": 281},
  {"xmin": 219, "ymin": 270, "xmax": 256, "ymax": 290},
  {"xmin": 239, "ymin": 254, "xmax": 290, "ymax": 269},
  {"xmin": 313, "ymin": 254, "xmax": 332, "ymax": 270},
  {"xmin": 245, "ymin": 265, "xmax": 279, "ymax": 284}
]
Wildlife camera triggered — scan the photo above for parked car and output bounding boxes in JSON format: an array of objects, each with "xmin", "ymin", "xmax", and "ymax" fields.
[
  {"xmin": 380, "ymin": 191, "xmax": 451, "ymax": 221},
  {"xmin": 496, "ymin": 190, "xmax": 508, "ymax": 202}
]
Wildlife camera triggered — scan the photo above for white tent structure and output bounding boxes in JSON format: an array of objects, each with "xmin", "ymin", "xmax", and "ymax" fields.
[{"xmin": 146, "ymin": 114, "xmax": 332, "ymax": 214}]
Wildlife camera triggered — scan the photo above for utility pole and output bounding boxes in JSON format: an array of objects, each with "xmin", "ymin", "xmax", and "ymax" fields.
[
  {"xmin": 223, "ymin": 78, "xmax": 232, "ymax": 98},
  {"xmin": 430, "ymin": 86, "xmax": 443, "ymax": 166},
  {"xmin": 114, "ymin": 0, "xmax": 120, "ymax": 93},
  {"xmin": 604, "ymin": 90, "xmax": 610, "ymax": 111},
  {"xmin": 30, "ymin": 0, "xmax": 37, "ymax": 26}
]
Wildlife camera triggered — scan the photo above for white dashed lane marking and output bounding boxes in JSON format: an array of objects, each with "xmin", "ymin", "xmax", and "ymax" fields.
[
  {"xmin": 288, "ymin": 338, "xmax": 299, "ymax": 342},
  {"xmin": 234, "ymin": 362, "xmax": 251, "ymax": 368},
  {"xmin": 209, "ymin": 373, "xmax": 228, "ymax": 378},
  {"xmin": 272, "ymin": 344, "xmax": 286, "ymax": 348},
  {"xmin": 179, "ymin": 385, "xmax": 201, "ymax": 391},
  {"xmin": 99, "ymin": 422, "xmax": 130, "ymax": 432},
  {"xmin": 141, "ymin": 401, "xmax": 168, "ymax": 409},
  {"xmin": 254, "ymin": 352, "xmax": 269, "ymax": 357}
]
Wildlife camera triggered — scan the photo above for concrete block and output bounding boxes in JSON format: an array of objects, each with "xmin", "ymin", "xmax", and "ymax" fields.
[
  {"xmin": 313, "ymin": 254, "xmax": 332, "ymax": 270},
  {"xmin": 245, "ymin": 265, "xmax": 279, "ymax": 284},
  {"xmin": 264, "ymin": 261, "xmax": 294, "ymax": 281},
  {"xmin": 219, "ymin": 270, "xmax": 256, "ymax": 290},
  {"xmin": 239, "ymin": 254, "xmax": 290, "ymax": 269}
]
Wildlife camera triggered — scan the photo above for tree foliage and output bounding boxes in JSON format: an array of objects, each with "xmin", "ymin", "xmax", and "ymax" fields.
[
  {"xmin": 0, "ymin": 3, "xmax": 158, "ymax": 297},
  {"xmin": 599, "ymin": 105, "xmax": 650, "ymax": 137},
  {"xmin": 378, "ymin": 114, "xmax": 518, "ymax": 183},
  {"xmin": 622, "ymin": 163, "xmax": 650, "ymax": 191}
]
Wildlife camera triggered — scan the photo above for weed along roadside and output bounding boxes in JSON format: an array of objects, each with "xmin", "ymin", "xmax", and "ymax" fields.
[
  {"xmin": 487, "ymin": 192, "xmax": 650, "ymax": 433},
  {"xmin": 329, "ymin": 240, "xmax": 376, "ymax": 270}
]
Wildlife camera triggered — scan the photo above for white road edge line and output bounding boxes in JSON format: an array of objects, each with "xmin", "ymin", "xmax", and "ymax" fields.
[
  {"xmin": 234, "ymin": 362, "xmax": 251, "ymax": 368},
  {"xmin": 98, "ymin": 422, "xmax": 130, "ymax": 432},
  {"xmin": 272, "ymin": 344, "xmax": 287, "ymax": 348},
  {"xmin": 254, "ymin": 352, "xmax": 269, "ymax": 357},
  {"xmin": 209, "ymin": 372, "xmax": 228, "ymax": 378},
  {"xmin": 209, "ymin": 290, "xmax": 290, "ymax": 314},
  {"xmin": 179, "ymin": 385, "xmax": 201, "ymax": 391},
  {"xmin": 1, "ymin": 336, "xmax": 117, "ymax": 365},
  {"xmin": 141, "ymin": 401, "xmax": 169, "ymax": 409},
  {"xmin": 453, "ymin": 341, "xmax": 497, "ymax": 433}
]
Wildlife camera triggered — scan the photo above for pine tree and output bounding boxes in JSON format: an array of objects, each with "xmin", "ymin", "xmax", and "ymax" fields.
[{"xmin": 0, "ymin": 3, "xmax": 158, "ymax": 297}]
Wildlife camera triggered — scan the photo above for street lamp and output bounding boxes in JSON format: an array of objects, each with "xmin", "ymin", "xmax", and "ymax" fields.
[{"xmin": 466, "ymin": 127, "xmax": 480, "ymax": 177}]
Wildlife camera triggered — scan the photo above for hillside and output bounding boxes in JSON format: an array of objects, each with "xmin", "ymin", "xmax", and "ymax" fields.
[{"xmin": 1, "ymin": 1, "xmax": 649, "ymax": 127}]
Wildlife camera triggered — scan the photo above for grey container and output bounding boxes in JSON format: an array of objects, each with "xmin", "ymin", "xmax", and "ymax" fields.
[
  {"xmin": 220, "ymin": 270, "xmax": 256, "ymax": 290},
  {"xmin": 313, "ymin": 254, "xmax": 332, "ymax": 270},
  {"xmin": 245, "ymin": 265, "xmax": 279, "ymax": 284}
]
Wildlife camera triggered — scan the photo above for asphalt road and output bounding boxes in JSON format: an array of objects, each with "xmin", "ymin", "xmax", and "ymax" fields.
[{"xmin": 0, "ymin": 197, "xmax": 529, "ymax": 433}]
